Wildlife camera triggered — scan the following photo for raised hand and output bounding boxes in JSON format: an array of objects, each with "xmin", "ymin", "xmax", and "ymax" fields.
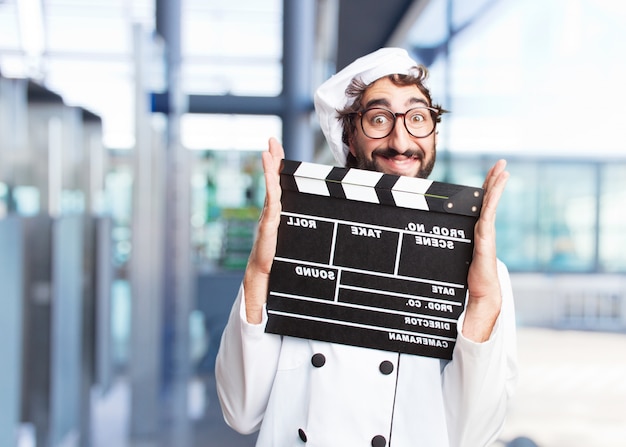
[
  {"xmin": 462, "ymin": 159, "xmax": 510, "ymax": 342},
  {"xmin": 243, "ymin": 137, "xmax": 285, "ymax": 323}
]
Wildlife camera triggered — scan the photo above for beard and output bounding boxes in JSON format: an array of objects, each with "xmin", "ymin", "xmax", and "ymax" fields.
[{"xmin": 350, "ymin": 147, "xmax": 436, "ymax": 179}]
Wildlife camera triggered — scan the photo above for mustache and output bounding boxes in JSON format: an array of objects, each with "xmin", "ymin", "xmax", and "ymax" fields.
[{"xmin": 372, "ymin": 148, "xmax": 425, "ymax": 159}]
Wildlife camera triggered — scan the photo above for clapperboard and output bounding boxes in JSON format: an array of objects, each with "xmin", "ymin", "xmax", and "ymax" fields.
[{"xmin": 265, "ymin": 159, "xmax": 483, "ymax": 360}]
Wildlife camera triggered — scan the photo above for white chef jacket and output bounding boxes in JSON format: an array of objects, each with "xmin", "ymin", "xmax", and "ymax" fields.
[{"xmin": 216, "ymin": 259, "xmax": 517, "ymax": 447}]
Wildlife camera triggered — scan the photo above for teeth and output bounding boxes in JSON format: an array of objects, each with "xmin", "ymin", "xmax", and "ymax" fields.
[{"xmin": 391, "ymin": 157, "xmax": 417, "ymax": 163}]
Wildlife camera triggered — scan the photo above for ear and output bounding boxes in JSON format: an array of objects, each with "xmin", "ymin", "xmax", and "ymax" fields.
[{"xmin": 347, "ymin": 135, "xmax": 357, "ymax": 157}]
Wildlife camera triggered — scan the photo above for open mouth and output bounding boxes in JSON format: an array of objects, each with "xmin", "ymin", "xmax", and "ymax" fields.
[{"xmin": 376, "ymin": 152, "xmax": 421, "ymax": 174}]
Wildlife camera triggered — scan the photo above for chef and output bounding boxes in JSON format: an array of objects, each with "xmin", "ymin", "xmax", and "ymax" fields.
[{"xmin": 215, "ymin": 47, "xmax": 517, "ymax": 447}]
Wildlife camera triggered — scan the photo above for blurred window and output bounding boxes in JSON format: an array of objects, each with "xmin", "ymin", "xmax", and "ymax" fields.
[
  {"xmin": 437, "ymin": 157, "xmax": 624, "ymax": 273},
  {"xmin": 190, "ymin": 149, "xmax": 266, "ymax": 271},
  {"xmin": 181, "ymin": 0, "xmax": 282, "ymax": 97},
  {"xmin": 404, "ymin": 0, "xmax": 626, "ymax": 273},
  {"xmin": 599, "ymin": 163, "xmax": 626, "ymax": 272}
]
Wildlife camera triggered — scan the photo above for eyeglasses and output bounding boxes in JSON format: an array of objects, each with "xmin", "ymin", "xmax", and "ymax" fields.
[{"xmin": 354, "ymin": 106, "xmax": 438, "ymax": 139}]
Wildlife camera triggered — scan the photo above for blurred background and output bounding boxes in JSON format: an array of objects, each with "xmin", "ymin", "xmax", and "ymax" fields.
[{"xmin": 1, "ymin": 0, "xmax": 625, "ymax": 446}]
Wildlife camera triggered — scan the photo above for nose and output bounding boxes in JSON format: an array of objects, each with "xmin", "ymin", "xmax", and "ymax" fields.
[{"xmin": 387, "ymin": 115, "xmax": 413, "ymax": 153}]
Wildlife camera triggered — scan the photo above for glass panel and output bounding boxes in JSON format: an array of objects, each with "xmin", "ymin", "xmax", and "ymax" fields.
[
  {"xmin": 12, "ymin": 186, "xmax": 40, "ymax": 216},
  {"xmin": 407, "ymin": 0, "xmax": 626, "ymax": 159},
  {"xmin": 105, "ymin": 165, "xmax": 133, "ymax": 269},
  {"xmin": 441, "ymin": 158, "xmax": 602, "ymax": 273},
  {"xmin": 191, "ymin": 150, "xmax": 265, "ymax": 271},
  {"xmin": 0, "ymin": 182, "xmax": 7, "ymax": 218},
  {"xmin": 536, "ymin": 163, "xmax": 597, "ymax": 272},
  {"xmin": 599, "ymin": 163, "xmax": 626, "ymax": 272},
  {"xmin": 495, "ymin": 161, "xmax": 541, "ymax": 271},
  {"xmin": 181, "ymin": 0, "xmax": 282, "ymax": 97}
]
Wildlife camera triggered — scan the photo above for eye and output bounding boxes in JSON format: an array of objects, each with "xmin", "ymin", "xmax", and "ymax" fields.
[
  {"xmin": 408, "ymin": 111, "xmax": 426, "ymax": 124},
  {"xmin": 372, "ymin": 115, "xmax": 387, "ymax": 125},
  {"xmin": 369, "ymin": 111, "xmax": 391, "ymax": 126}
]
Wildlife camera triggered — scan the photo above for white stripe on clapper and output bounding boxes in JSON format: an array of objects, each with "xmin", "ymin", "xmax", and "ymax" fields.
[
  {"xmin": 293, "ymin": 162, "xmax": 334, "ymax": 196},
  {"xmin": 341, "ymin": 169, "xmax": 384, "ymax": 203}
]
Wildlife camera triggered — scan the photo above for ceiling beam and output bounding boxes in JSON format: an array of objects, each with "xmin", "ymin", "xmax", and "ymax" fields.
[{"xmin": 335, "ymin": 0, "xmax": 422, "ymax": 70}]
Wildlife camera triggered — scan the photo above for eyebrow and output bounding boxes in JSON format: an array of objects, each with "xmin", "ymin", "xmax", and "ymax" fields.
[{"xmin": 363, "ymin": 96, "xmax": 430, "ymax": 110}]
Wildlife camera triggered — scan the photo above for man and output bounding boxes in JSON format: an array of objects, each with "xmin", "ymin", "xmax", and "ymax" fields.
[{"xmin": 216, "ymin": 47, "xmax": 517, "ymax": 447}]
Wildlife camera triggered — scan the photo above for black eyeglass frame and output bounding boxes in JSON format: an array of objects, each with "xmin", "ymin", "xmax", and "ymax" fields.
[{"xmin": 353, "ymin": 106, "xmax": 439, "ymax": 139}]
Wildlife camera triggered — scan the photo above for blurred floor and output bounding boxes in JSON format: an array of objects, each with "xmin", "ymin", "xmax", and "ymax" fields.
[
  {"xmin": 91, "ymin": 327, "xmax": 626, "ymax": 447},
  {"xmin": 91, "ymin": 372, "xmax": 257, "ymax": 447},
  {"xmin": 192, "ymin": 372, "xmax": 258, "ymax": 447},
  {"xmin": 494, "ymin": 327, "xmax": 626, "ymax": 447}
]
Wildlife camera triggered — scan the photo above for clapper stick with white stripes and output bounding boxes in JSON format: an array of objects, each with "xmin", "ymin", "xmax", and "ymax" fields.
[
  {"xmin": 265, "ymin": 159, "xmax": 484, "ymax": 360},
  {"xmin": 279, "ymin": 159, "xmax": 484, "ymax": 216}
]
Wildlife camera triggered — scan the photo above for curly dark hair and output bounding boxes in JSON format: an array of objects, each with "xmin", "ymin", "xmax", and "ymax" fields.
[{"xmin": 336, "ymin": 66, "xmax": 447, "ymax": 168}]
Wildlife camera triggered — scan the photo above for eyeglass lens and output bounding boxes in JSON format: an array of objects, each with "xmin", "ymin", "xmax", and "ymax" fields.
[{"xmin": 361, "ymin": 107, "xmax": 434, "ymax": 139}]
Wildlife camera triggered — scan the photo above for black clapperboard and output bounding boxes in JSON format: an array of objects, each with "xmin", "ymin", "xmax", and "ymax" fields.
[{"xmin": 265, "ymin": 160, "xmax": 484, "ymax": 360}]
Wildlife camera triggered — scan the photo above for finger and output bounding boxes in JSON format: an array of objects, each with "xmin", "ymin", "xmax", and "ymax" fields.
[
  {"xmin": 480, "ymin": 169, "xmax": 509, "ymax": 227},
  {"xmin": 483, "ymin": 159, "xmax": 507, "ymax": 191},
  {"xmin": 268, "ymin": 137, "xmax": 285, "ymax": 165},
  {"xmin": 260, "ymin": 140, "xmax": 283, "ymax": 221}
]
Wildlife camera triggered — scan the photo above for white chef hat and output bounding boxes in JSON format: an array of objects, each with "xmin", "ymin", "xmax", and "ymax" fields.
[{"xmin": 314, "ymin": 47, "xmax": 420, "ymax": 166}]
